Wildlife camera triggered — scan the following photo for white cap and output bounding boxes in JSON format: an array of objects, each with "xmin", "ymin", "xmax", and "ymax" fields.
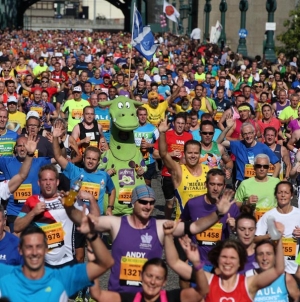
[
  {"xmin": 26, "ymin": 111, "xmax": 40, "ymax": 120},
  {"xmin": 8, "ymin": 96, "xmax": 18, "ymax": 103},
  {"xmin": 73, "ymin": 86, "xmax": 82, "ymax": 92},
  {"xmin": 240, "ymin": 64, "xmax": 246, "ymax": 71}
]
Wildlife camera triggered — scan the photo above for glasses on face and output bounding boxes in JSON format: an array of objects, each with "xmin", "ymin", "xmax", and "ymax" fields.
[
  {"xmin": 254, "ymin": 164, "xmax": 269, "ymax": 169},
  {"xmin": 94, "ymin": 88, "xmax": 101, "ymax": 91},
  {"xmin": 3, "ymin": 69, "xmax": 10, "ymax": 71},
  {"xmin": 27, "ymin": 124, "xmax": 39, "ymax": 128},
  {"xmin": 242, "ymin": 131, "xmax": 254, "ymax": 136},
  {"xmin": 41, "ymin": 80, "xmax": 49, "ymax": 83},
  {"xmin": 99, "ymin": 98, "xmax": 107, "ymax": 100},
  {"xmin": 137, "ymin": 199, "xmax": 155, "ymax": 206},
  {"xmin": 244, "ymin": 77, "xmax": 249, "ymax": 79},
  {"xmin": 255, "ymin": 85, "xmax": 263, "ymax": 88},
  {"xmin": 201, "ymin": 131, "xmax": 214, "ymax": 136}
]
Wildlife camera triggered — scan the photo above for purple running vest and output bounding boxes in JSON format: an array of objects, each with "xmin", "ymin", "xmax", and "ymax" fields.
[
  {"xmin": 275, "ymin": 101, "xmax": 290, "ymax": 117},
  {"xmin": 108, "ymin": 216, "xmax": 163, "ymax": 293}
]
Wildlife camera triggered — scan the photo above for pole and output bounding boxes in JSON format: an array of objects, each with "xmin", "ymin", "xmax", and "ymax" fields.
[
  {"xmin": 264, "ymin": 0, "xmax": 277, "ymax": 61},
  {"xmin": 218, "ymin": 0, "xmax": 227, "ymax": 47},
  {"xmin": 237, "ymin": 0, "xmax": 248, "ymax": 56},
  {"xmin": 187, "ymin": 0, "xmax": 192, "ymax": 35},
  {"xmin": 204, "ymin": 0, "xmax": 211, "ymax": 44},
  {"xmin": 172, "ymin": 1, "xmax": 176, "ymax": 34},
  {"xmin": 93, "ymin": 0, "xmax": 96, "ymax": 23}
]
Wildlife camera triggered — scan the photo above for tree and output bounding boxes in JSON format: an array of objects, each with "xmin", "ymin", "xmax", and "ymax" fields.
[
  {"xmin": 277, "ymin": 6, "xmax": 300, "ymax": 59},
  {"xmin": 105, "ymin": 0, "xmax": 131, "ymax": 32}
]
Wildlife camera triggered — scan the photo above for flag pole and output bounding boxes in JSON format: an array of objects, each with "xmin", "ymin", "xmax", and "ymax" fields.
[{"xmin": 128, "ymin": 2, "xmax": 136, "ymax": 93}]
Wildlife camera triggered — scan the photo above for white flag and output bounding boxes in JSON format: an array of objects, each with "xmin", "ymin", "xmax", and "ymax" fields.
[{"xmin": 163, "ymin": 0, "xmax": 180, "ymax": 23}]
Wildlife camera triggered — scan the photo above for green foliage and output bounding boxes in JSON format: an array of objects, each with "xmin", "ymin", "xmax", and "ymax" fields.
[{"xmin": 277, "ymin": 7, "xmax": 300, "ymax": 59}]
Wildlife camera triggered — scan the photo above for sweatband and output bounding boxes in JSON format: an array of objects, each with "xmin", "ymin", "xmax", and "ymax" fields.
[
  {"xmin": 238, "ymin": 106, "xmax": 250, "ymax": 111},
  {"xmin": 184, "ymin": 221, "xmax": 193, "ymax": 236}
]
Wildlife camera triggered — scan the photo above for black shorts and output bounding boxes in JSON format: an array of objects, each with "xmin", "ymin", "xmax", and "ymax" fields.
[
  {"xmin": 161, "ymin": 176, "xmax": 175, "ymax": 200},
  {"xmin": 74, "ymin": 228, "xmax": 86, "ymax": 249},
  {"xmin": 143, "ymin": 162, "xmax": 156, "ymax": 181},
  {"xmin": 54, "ymin": 91, "xmax": 65, "ymax": 104}
]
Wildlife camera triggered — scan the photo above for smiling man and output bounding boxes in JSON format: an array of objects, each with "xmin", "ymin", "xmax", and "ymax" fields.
[{"xmin": 155, "ymin": 116, "xmax": 209, "ymax": 220}]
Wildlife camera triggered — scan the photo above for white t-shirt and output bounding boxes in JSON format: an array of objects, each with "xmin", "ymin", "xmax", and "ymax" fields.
[
  {"xmin": 0, "ymin": 181, "xmax": 11, "ymax": 200},
  {"xmin": 256, "ymin": 207, "xmax": 300, "ymax": 274}
]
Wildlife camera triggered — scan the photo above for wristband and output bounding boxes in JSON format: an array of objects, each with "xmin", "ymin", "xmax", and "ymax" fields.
[
  {"xmin": 215, "ymin": 209, "xmax": 225, "ymax": 218},
  {"xmin": 293, "ymin": 148, "xmax": 298, "ymax": 154},
  {"xmin": 59, "ymin": 141, "xmax": 65, "ymax": 149},
  {"xmin": 184, "ymin": 221, "xmax": 193, "ymax": 236},
  {"xmin": 27, "ymin": 153, "xmax": 34, "ymax": 157},
  {"xmin": 193, "ymin": 261, "xmax": 205, "ymax": 271},
  {"xmin": 86, "ymin": 233, "xmax": 98, "ymax": 242}
]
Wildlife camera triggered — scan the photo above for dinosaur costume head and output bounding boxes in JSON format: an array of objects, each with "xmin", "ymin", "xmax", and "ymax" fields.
[{"xmin": 100, "ymin": 96, "xmax": 142, "ymax": 160}]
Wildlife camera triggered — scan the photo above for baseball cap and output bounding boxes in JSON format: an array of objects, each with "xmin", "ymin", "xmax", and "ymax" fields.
[
  {"xmin": 131, "ymin": 185, "xmax": 156, "ymax": 204},
  {"xmin": 269, "ymin": 74, "xmax": 274, "ymax": 79},
  {"xmin": 7, "ymin": 96, "xmax": 18, "ymax": 103},
  {"xmin": 103, "ymin": 73, "xmax": 111, "ymax": 79},
  {"xmin": 73, "ymin": 86, "xmax": 82, "ymax": 92},
  {"xmin": 26, "ymin": 111, "xmax": 40, "ymax": 120},
  {"xmin": 240, "ymin": 64, "xmax": 246, "ymax": 71},
  {"xmin": 161, "ymin": 74, "xmax": 168, "ymax": 80}
]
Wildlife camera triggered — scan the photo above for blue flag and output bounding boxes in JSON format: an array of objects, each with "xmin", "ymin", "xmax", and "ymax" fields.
[{"xmin": 132, "ymin": 6, "xmax": 157, "ymax": 61}]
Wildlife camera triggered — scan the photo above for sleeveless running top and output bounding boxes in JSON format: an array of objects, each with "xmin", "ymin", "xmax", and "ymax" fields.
[
  {"xmin": 79, "ymin": 120, "xmax": 100, "ymax": 149},
  {"xmin": 205, "ymin": 274, "xmax": 252, "ymax": 302},
  {"xmin": 200, "ymin": 142, "xmax": 222, "ymax": 168},
  {"xmin": 231, "ymin": 119, "xmax": 256, "ymax": 139},
  {"xmin": 267, "ymin": 144, "xmax": 283, "ymax": 180},
  {"xmin": 133, "ymin": 290, "xmax": 168, "ymax": 302},
  {"xmin": 275, "ymin": 101, "xmax": 290, "ymax": 117},
  {"xmin": 174, "ymin": 164, "xmax": 209, "ymax": 220},
  {"xmin": 108, "ymin": 216, "xmax": 163, "ymax": 293}
]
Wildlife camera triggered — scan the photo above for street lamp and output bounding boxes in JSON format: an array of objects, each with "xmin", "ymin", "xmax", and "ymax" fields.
[
  {"xmin": 204, "ymin": 0, "xmax": 212, "ymax": 43},
  {"xmin": 237, "ymin": 0, "xmax": 248, "ymax": 56},
  {"xmin": 264, "ymin": 0, "xmax": 277, "ymax": 62},
  {"xmin": 218, "ymin": 0, "xmax": 227, "ymax": 46}
]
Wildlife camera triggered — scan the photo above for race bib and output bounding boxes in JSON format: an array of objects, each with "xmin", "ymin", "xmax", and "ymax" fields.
[
  {"xmin": 81, "ymin": 182, "xmax": 100, "ymax": 199},
  {"xmin": 71, "ymin": 109, "xmax": 83, "ymax": 119},
  {"xmin": 282, "ymin": 237, "xmax": 297, "ymax": 258},
  {"xmin": 41, "ymin": 222, "xmax": 64, "ymax": 249},
  {"xmin": 254, "ymin": 207, "xmax": 272, "ymax": 221},
  {"xmin": 89, "ymin": 141, "xmax": 98, "ymax": 147},
  {"xmin": 268, "ymin": 164, "xmax": 283, "ymax": 180},
  {"xmin": 196, "ymin": 223, "xmax": 222, "ymax": 245},
  {"xmin": 118, "ymin": 188, "xmax": 133, "ymax": 205},
  {"xmin": 30, "ymin": 107, "xmax": 43, "ymax": 117},
  {"xmin": 14, "ymin": 184, "xmax": 32, "ymax": 203},
  {"xmin": 214, "ymin": 112, "xmax": 223, "ymax": 122},
  {"xmin": 98, "ymin": 120, "xmax": 110, "ymax": 132},
  {"xmin": 119, "ymin": 256, "xmax": 147, "ymax": 285},
  {"xmin": 244, "ymin": 164, "xmax": 255, "ymax": 178}
]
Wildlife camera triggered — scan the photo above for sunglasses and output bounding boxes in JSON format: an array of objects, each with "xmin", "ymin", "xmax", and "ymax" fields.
[
  {"xmin": 137, "ymin": 199, "xmax": 155, "ymax": 206},
  {"xmin": 94, "ymin": 88, "xmax": 101, "ymax": 90},
  {"xmin": 41, "ymin": 80, "xmax": 49, "ymax": 83},
  {"xmin": 254, "ymin": 164, "xmax": 269, "ymax": 169},
  {"xmin": 201, "ymin": 131, "xmax": 214, "ymax": 135},
  {"xmin": 244, "ymin": 77, "xmax": 249, "ymax": 79},
  {"xmin": 3, "ymin": 69, "xmax": 10, "ymax": 71},
  {"xmin": 255, "ymin": 85, "xmax": 263, "ymax": 88}
]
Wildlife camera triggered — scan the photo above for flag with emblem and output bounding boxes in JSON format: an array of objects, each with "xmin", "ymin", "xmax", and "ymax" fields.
[
  {"xmin": 163, "ymin": 0, "xmax": 180, "ymax": 23},
  {"xmin": 131, "ymin": 4, "xmax": 157, "ymax": 61}
]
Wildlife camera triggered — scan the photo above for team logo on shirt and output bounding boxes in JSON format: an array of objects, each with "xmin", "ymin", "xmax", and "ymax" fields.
[
  {"xmin": 139, "ymin": 233, "xmax": 152, "ymax": 250},
  {"xmin": 220, "ymin": 298, "xmax": 235, "ymax": 302}
]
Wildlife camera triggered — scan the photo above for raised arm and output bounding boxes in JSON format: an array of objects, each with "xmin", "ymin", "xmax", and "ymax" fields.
[
  {"xmin": 52, "ymin": 120, "xmax": 69, "ymax": 170},
  {"xmin": 248, "ymin": 237, "xmax": 284, "ymax": 297},
  {"xmin": 158, "ymin": 118, "xmax": 182, "ymax": 186},
  {"xmin": 77, "ymin": 205, "xmax": 114, "ymax": 282},
  {"xmin": 8, "ymin": 134, "xmax": 39, "ymax": 193},
  {"xmin": 216, "ymin": 118, "xmax": 234, "ymax": 144}
]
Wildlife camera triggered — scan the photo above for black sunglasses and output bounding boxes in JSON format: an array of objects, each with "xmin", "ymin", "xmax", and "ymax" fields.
[
  {"xmin": 201, "ymin": 131, "xmax": 214, "ymax": 135},
  {"xmin": 254, "ymin": 164, "xmax": 269, "ymax": 169},
  {"xmin": 137, "ymin": 199, "xmax": 155, "ymax": 206}
]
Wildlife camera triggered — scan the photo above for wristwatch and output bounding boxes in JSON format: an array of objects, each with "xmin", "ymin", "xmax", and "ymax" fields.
[
  {"xmin": 215, "ymin": 209, "xmax": 225, "ymax": 218},
  {"xmin": 107, "ymin": 205, "xmax": 114, "ymax": 210}
]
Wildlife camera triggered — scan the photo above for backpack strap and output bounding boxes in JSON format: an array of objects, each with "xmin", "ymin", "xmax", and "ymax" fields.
[{"xmin": 133, "ymin": 292, "xmax": 143, "ymax": 302}]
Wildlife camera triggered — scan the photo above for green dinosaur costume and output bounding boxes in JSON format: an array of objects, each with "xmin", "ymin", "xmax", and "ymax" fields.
[{"xmin": 98, "ymin": 96, "xmax": 147, "ymax": 215}]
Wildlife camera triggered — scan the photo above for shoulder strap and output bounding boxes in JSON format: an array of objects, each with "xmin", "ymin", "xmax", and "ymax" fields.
[
  {"xmin": 160, "ymin": 290, "xmax": 168, "ymax": 302},
  {"xmin": 133, "ymin": 292, "xmax": 142, "ymax": 302}
]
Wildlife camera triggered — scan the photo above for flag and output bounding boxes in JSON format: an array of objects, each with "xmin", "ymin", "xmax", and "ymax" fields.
[
  {"xmin": 210, "ymin": 21, "xmax": 222, "ymax": 44},
  {"xmin": 132, "ymin": 5, "xmax": 157, "ymax": 61},
  {"xmin": 163, "ymin": 0, "xmax": 180, "ymax": 23}
]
